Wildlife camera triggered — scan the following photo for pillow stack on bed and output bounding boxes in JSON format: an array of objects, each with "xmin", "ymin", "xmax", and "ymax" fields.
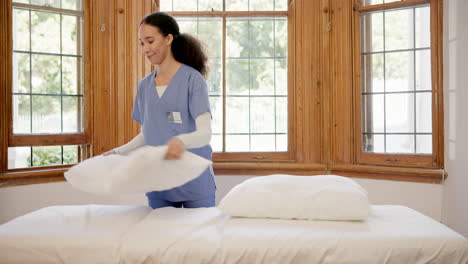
[
  {"xmin": 64, "ymin": 146, "xmax": 211, "ymax": 194},
  {"xmin": 218, "ymin": 174, "xmax": 370, "ymax": 221}
]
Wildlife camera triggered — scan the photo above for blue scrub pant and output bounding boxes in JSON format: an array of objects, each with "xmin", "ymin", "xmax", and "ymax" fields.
[{"xmin": 148, "ymin": 195, "xmax": 215, "ymax": 209}]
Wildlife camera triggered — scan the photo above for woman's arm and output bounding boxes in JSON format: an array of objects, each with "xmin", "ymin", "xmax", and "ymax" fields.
[
  {"xmin": 111, "ymin": 131, "xmax": 145, "ymax": 155},
  {"xmin": 176, "ymin": 112, "xmax": 211, "ymax": 148}
]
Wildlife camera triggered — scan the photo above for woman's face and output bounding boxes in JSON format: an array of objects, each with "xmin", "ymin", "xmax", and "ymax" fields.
[{"xmin": 139, "ymin": 23, "xmax": 172, "ymax": 65}]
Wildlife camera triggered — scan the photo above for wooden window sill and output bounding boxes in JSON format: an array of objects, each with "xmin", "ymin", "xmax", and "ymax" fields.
[{"xmin": 0, "ymin": 162, "xmax": 446, "ymax": 188}]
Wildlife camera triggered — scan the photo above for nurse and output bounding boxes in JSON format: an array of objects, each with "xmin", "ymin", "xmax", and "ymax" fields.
[{"xmin": 104, "ymin": 12, "xmax": 216, "ymax": 209}]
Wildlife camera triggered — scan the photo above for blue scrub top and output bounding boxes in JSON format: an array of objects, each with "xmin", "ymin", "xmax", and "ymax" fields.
[{"xmin": 132, "ymin": 64, "xmax": 216, "ymax": 202}]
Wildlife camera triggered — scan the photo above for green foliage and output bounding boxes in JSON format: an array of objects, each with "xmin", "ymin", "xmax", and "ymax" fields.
[{"xmin": 26, "ymin": 146, "xmax": 77, "ymax": 166}]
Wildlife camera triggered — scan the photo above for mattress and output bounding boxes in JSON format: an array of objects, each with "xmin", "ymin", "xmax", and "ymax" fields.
[{"xmin": 0, "ymin": 205, "xmax": 467, "ymax": 264}]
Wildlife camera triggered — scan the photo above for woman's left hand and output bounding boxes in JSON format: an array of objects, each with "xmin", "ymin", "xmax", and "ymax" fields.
[{"xmin": 165, "ymin": 137, "xmax": 186, "ymax": 160}]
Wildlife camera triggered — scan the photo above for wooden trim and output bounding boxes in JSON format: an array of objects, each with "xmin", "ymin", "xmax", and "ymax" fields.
[
  {"xmin": 329, "ymin": 0, "xmax": 354, "ymax": 164},
  {"xmin": 167, "ymin": 11, "xmax": 289, "ymax": 16},
  {"xmin": 0, "ymin": 167, "xmax": 68, "ymax": 180},
  {"xmin": 9, "ymin": 134, "xmax": 88, "ymax": 147},
  {"xmin": 0, "ymin": 175, "xmax": 65, "ymax": 188},
  {"xmin": 287, "ymin": 0, "xmax": 297, "ymax": 162},
  {"xmin": 12, "ymin": 2, "xmax": 84, "ymax": 16},
  {"xmin": 0, "ymin": 0, "xmax": 12, "ymax": 173},
  {"xmin": 222, "ymin": 15, "xmax": 227, "ymax": 152},
  {"xmin": 329, "ymin": 163, "xmax": 445, "ymax": 183},
  {"xmin": 213, "ymin": 152, "xmax": 292, "ymax": 162},
  {"xmin": 356, "ymin": 0, "xmax": 430, "ymax": 13},
  {"xmin": 214, "ymin": 162, "xmax": 328, "ymax": 176},
  {"xmin": 352, "ymin": 0, "xmax": 444, "ymax": 168},
  {"xmin": 432, "ymin": 0, "xmax": 444, "ymax": 168},
  {"xmin": 84, "ymin": 0, "xmax": 93, "ymax": 157}
]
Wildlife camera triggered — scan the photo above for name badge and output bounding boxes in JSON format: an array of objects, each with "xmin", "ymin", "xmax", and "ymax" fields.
[{"xmin": 167, "ymin": 112, "xmax": 182, "ymax": 124}]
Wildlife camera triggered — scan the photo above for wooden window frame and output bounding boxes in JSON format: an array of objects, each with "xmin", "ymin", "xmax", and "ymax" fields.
[
  {"xmin": 352, "ymin": 0, "xmax": 444, "ymax": 169},
  {"xmin": 160, "ymin": 5, "xmax": 296, "ymax": 165},
  {"xmin": 0, "ymin": 0, "xmax": 447, "ymax": 187},
  {"xmin": 0, "ymin": 0, "xmax": 92, "ymax": 186}
]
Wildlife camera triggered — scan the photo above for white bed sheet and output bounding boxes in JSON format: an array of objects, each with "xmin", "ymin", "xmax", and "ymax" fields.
[{"xmin": 0, "ymin": 205, "xmax": 467, "ymax": 264}]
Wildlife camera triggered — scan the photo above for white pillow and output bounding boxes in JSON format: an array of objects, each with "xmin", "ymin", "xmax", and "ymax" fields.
[
  {"xmin": 218, "ymin": 174, "xmax": 370, "ymax": 221},
  {"xmin": 65, "ymin": 146, "xmax": 211, "ymax": 194}
]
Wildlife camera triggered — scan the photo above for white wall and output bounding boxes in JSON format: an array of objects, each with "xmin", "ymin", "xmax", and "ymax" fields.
[
  {"xmin": 0, "ymin": 175, "xmax": 442, "ymax": 224},
  {"xmin": 442, "ymin": 0, "xmax": 468, "ymax": 238}
]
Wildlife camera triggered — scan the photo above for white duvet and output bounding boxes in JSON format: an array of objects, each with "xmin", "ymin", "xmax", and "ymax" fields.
[{"xmin": 0, "ymin": 205, "xmax": 467, "ymax": 264}]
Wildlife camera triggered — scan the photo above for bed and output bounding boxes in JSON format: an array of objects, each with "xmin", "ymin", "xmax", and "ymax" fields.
[
  {"xmin": 1, "ymin": 175, "xmax": 467, "ymax": 264},
  {"xmin": 0, "ymin": 205, "xmax": 467, "ymax": 264}
]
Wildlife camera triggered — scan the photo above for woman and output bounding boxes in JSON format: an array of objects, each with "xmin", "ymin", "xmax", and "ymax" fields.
[{"xmin": 104, "ymin": 12, "xmax": 216, "ymax": 209}]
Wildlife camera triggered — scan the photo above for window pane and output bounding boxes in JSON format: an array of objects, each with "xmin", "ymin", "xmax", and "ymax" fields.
[
  {"xmin": 63, "ymin": 96, "xmax": 83, "ymax": 132},
  {"xmin": 62, "ymin": 15, "xmax": 81, "ymax": 55},
  {"xmin": 415, "ymin": 49, "xmax": 431, "ymax": 91},
  {"xmin": 362, "ymin": 94, "xmax": 384, "ymax": 133},
  {"xmin": 385, "ymin": 9, "xmax": 414, "ymax": 51},
  {"xmin": 8, "ymin": 147, "xmax": 31, "ymax": 169},
  {"xmin": 31, "ymin": 11, "xmax": 60, "ymax": 53},
  {"xmin": 32, "ymin": 95, "xmax": 61, "ymax": 133},
  {"xmin": 275, "ymin": 18, "xmax": 288, "ymax": 57},
  {"xmin": 226, "ymin": 59, "xmax": 249, "ymax": 95},
  {"xmin": 276, "ymin": 59, "xmax": 288, "ymax": 95},
  {"xmin": 226, "ymin": 18, "xmax": 249, "ymax": 58},
  {"xmin": 211, "ymin": 134, "xmax": 222, "ymax": 152},
  {"xmin": 199, "ymin": 0, "xmax": 222, "ymax": 11},
  {"xmin": 159, "ymin": 1, "xmax": 172, "ymax": 11},
  {"xmin": 62, "ymin": 56, "xmax": 81, "ymax": 94},
  {"xmin": 62, "ymin": 0, "xmax": 82, "ymax": 10},
  {"xmin": 13, "ymin": 52, "xmax": 30, "ymax": 93},
  {"xmin": 416, "ymin": 6, "xmax": 430, "ymax": 49},
  {"xmin": 361, "ymin": 12, "xmax": 383, "ymax": 53},
  {"xmin": 226, "ymin": 135, "xmax": 249, "ymax": 152},
  {"xmin": 416, "ymin": 135, "xmax": 431, "ymax": 154},
  {"xmin": 385, "ymin": 93, "xmax": 414, "ymax": 133},
  {"xmin": 32, "ymin": 146, "xmax": 62, "ymax": 167},
  {"xmin": 251, "ymin": 97, "xmax": 275, "ymax": 133},
  {"xmin": 385, "ymin": 51, "xmax": 414, "ymax": 92},
  {"xmin": 361, "ymin": 5, "xmax": 432, "ymax": 155},
  {"xmin": 63, "ymin": 145, "xmax": 78, "ymax": 164},
  {"xmin": 209, "ymin": 96, "xmax": 223, "ymax": 134},
  {"xmin": 198, "ymin": 19, "xmax": 222, "ymax": 58},
  {"xmin": 362, "ymin": 54, "xmax": 384, "ymax": 93},
  {"xmin": 30, "ymin": 0, "xmax": 60, "ymax": 8},
  {"xmin": 276, "ymin": 97, "xmax": 287, "ymax": 133},
  {"xmin": 226, "ymin": 97, "xmax": 249, "ymax": 134},
  {"xmin": 386, "ymin": 135, "xmax": 414, "ymax": 154},
  {"xmin": 226, "ymin": 0, "xmax": 248, "ymax": 11},
  {"xmin": 13, "ymin": 9, "xmax": 30, "ymax": 51},
  {"xmin": 176, "ymin": 17, "xmax": 197, "ymax": 33},
  {"xmin": 173, "ymin": 11, "xmax": 288, "ymax": 154},
  {"xmin": 251, "ymin": 59, "xmax": 275, "ymax": 95},
  {"xmin": 173, "ymin": 0, "xmax": 197, "ymax": 11},
  {"xmin": 250, "ymin": 0, "xmax": 274, "ymax": 12},
  {"xmin": 8, "ymin": 145, "xmax": 79, "ymax": 168},
  {"xmin": 13, "ymin": 95, "xmax": 31, "ymax": 134},
  {"xmin": 416, "ymin": 92, "xmax": 432, "ymax": 133},
  {"xmin": 275, "ymin": 0, "xmax": 288, "ymax": 11},
  {"xmin": 362, "ymin": 134, "xmax": 384, "ymax": 153},
  {"xmin": 13, "ymin": 0, "xmax": 30, "ymax": 3},
  {"xmin": 251, "ymin": 135, "xmax": 275, "ymax": 151},
  {"xmin": 32, "ymin": 54, "xmax": 61, "ymax": 94},
  {"xmin": 250, "ymin": 18, "xmax": 275, "ymax": 57},
  {"xmin": 276, "ymin": 134, "xmax": 288, "ymax": 151},
  {"xmin": 207, "ymin": 59, "xmax": 222, "ymax": 95}
]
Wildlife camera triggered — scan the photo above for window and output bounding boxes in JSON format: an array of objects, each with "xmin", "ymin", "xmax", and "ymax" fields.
[
  {"xmin": 4, "ymin": 0, "xmax": 88, "ymax": 172},
  {"xmin": 159, "ymin": 0, "xmax": 292, "ymax": 161},
  {"xmin": 353, "ymin": 0, "xmax": 443, "ymax": 168}
]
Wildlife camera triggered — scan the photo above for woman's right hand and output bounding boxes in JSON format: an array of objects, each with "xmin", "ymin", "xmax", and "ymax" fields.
[{"xmin": 102, "ymin": 150, "xmax": 116, "ymax": 156}]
